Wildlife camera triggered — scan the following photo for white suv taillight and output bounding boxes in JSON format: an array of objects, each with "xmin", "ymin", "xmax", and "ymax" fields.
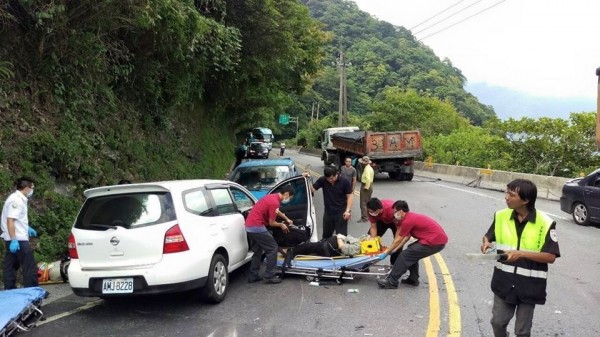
[
  {"xmin": 68, "ymin": 233, "xmax": 79, "ymax": 259},
  {"xmin": 163, "ymin": 224, "xmax": 189, "ymax": 254}
]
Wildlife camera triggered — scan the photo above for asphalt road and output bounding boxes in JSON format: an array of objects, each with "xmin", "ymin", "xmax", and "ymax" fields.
[{"xmin": 24, "ymin": 148, "xmax": 600, "ymax": 337}]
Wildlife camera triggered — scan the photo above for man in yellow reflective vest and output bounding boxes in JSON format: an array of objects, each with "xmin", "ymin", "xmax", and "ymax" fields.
[{"xmin": 481, "ymin": 179, "xmax": 560, "ymax": 337}]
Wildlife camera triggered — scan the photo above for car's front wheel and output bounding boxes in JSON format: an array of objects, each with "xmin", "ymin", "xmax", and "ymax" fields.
[
  {"xmin": 202, "ymin": 254, "xmax": 228, "ymax": 303},
  {"xmin": 572, "ymin": 202, "xmax": 590, "ymax": 226}
]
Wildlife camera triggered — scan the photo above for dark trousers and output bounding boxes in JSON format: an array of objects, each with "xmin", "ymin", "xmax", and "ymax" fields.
[
  {"xmin": 491, "ymin": 294, "xmax": 536, "ymax": 337},
  {"xmin": 367, "ymin": 221, "xmax": 400, "ymax": 265},
  {"xmin": 388, "ymin": 241, "xmax": 445, "ymax": 284},
  {"xmin": 359, "ymin": 185, "xmax": 373, "ymax": 220},
  {"xmin": 279, "ymin": 148, "xmax": 285, "ymax": 156},
  {"xmin": 3, "ymin": 240, "xmax": 38, "ymax": 289},
  {"xmin": 247, "ymin": 231, "xmax": 278, "ymax": 279},
  {"xmin": 293, "ymin": 237, "xmax": 340, "ymax": 257},
  {"xmin": 322, "ymin": 212, "xmax": 348, "ymax": 239}
]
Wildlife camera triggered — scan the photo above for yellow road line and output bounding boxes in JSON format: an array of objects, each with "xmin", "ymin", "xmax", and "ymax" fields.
[
  {"xmin": 297, "ymin": 163, "xmax": 462, "ymax": 336},
  {"xmin": 434, "ymin": 253, "xmax": 462, "ymax": 336},
  {"xmin": 424, "ymin": 257, "xmax": 440, "ymax": 337}
]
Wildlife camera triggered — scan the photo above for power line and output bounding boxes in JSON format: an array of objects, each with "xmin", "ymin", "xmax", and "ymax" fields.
[
  {"xmin": 410, "ymin": 0, "xmax": 467, "ymax": 30},
  {"xmin": 413, "ymin": 0, "xmax": 483, "ymax": 36},
  {"xmin": 418, "ymin": 0, "xmax": 508, "ymax": 41}
]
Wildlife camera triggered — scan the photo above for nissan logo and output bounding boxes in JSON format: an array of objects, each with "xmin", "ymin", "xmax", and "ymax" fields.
[{"xmin": 110, "ymin": 237, "xmax": 120, "ymax": 246}]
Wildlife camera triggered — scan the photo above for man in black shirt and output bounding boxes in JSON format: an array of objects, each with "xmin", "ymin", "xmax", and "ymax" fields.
[{"xmin": 310, "ymin": 166, "xmax": 353, "ymax": 239}]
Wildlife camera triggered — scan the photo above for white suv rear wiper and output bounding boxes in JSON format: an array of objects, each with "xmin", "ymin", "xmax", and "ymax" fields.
[{"xmin": 89, "ymin": 223, "xmax": 118, "ymax": 230}]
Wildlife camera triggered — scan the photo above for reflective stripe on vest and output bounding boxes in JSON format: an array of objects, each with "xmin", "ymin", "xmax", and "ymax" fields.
[
  {"xmin": 495, "ymin": 263, "xmax": 548, "ymax": 279},
  {"xmin": 494, "ymin": 209, "xmax": 552, "ymax": 252},
  {"xmin": 494, "ymin": 208, "xmax": 553, "ymax": 279}
]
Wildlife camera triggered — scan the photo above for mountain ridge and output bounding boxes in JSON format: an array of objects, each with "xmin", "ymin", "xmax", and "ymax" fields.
[{"xmin": 466, "ymin": 82, "xmax": 596, "ymax": 120}]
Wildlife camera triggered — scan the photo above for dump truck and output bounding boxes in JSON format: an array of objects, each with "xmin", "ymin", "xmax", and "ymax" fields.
[{"xmin": 330, "ymin": 130, "xmax": 423, "ymax": 181}]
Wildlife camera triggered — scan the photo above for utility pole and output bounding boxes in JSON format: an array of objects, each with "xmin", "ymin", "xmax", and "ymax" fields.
[
  {"xmin": 316, "ymin": 101, "xmax": 320, "ymax": 121},
  {"xmin": 337, "ymin": 52, "xmax": 348, "ymax": 127},
  {"xmin": 289, "ymin": 117, "xmax": 299, "ymax": 140},
  {"xmin": 596, "ymin": 67, "xmax": 600, "ymax": 148}
]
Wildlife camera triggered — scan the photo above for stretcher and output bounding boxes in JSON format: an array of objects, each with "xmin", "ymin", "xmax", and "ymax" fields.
[
  {"xmin": 0, "ymin": 287, "xmax": 48, "ymax": 337},
  {"xmin": 277, "ymin": 254, "xmax": 391, "ymax": 284}
]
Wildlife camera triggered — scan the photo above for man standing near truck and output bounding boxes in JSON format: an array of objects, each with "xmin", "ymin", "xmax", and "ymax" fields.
[
  {"xmin": 358, "ymin": 156, "xmax": 374, "ymax": 222},
  {"xmin": 339, "ymin": 157, "xmax": 357, "ymax": 191}
]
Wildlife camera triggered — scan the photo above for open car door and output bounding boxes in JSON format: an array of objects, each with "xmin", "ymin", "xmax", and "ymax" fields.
[{"xmin": 268, "ymin": 175, "xmax": 318, "ymax": 244}]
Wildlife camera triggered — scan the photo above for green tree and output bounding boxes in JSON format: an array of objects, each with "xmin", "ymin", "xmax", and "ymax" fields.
[
  {"xmin": 223, "ymin": 0, "xmax": 327, "ymax": 133},
  {"xmin": 367, "ymin": 87, "xmax": 470, "ymax": 136},
  {"xmin": 426, "ymin": 126, "xmax": 511, "ymax": 170},
  {"xmin": 492, "ymin": 113, "xmax": 600, "ymax": 176}
]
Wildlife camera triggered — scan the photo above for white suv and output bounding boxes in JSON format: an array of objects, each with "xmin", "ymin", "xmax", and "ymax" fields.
[{"xmin": 68, "ymin": 176, "xmax": 316, "ymax": 303}]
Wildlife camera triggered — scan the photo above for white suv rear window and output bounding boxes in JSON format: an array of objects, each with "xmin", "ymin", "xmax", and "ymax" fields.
[{"xmin": 74, "ymin": 192, "xmax": 176, "ymax": 230}]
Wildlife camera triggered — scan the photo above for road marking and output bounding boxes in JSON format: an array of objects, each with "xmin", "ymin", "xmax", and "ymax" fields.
[
  {"xmin": 427, "ymin": 181, "xmax": 569, "ymax": 220},
  {"xmin": 434, "ymin": 253, "xmax": 461, "ymax": 336},
  {"xmin": 426, "ymin": 181, "xmax": 500, "ymax": 200},
  {"xmin": 38, "ymin": 299, "xmax": 103, "ymax": 325},
  {"xmin": 423, "ymin": 257, "xmax": 440, "ymax": 337}
]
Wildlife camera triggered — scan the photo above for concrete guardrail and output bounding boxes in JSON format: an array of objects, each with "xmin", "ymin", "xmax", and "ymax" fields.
[{"xmin": 298, "ymin": 147, "xmax": 569, "ymax": 201}]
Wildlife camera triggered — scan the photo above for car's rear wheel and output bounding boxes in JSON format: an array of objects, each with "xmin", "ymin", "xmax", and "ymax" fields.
[
  {"xmin": 202, "ymin": 254, "xmax": 228, "ymax": 303},
  {"xmin": 572, "ymin": 202, "xmax": 590, "ymax": 226}
]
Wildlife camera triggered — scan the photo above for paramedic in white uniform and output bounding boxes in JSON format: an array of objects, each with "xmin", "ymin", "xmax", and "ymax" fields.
[{"xmin": 1, "ymin": 177, "xmax": 39, "ymax": 289}]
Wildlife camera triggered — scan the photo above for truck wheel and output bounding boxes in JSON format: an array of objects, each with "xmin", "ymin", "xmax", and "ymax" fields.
[
  {"xmin": 405, "ymin": 173, "xmax": 414, "ymax": 181},
  {"xmin": 394, "ymin": 170, "xmax": 404, "ymax": 181},
  {"xmin": 388, "ymin": 171, "xmax": 397, "ymax": 179}
]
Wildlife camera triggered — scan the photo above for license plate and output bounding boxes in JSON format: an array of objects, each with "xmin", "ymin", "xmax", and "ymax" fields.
[{"xmin": 102, "ymin": 278, "xmax": 134, "ymax": 294}]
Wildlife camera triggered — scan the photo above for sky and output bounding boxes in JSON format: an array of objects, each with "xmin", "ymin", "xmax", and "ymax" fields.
[{"xmin": 352, "ymin": 0, "xmax": 600, "ymax": 101}]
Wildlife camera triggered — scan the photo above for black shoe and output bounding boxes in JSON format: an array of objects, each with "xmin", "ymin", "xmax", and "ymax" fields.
[
  {"xmin": 264, "ymin": 276, "xmax": 282, "ymax": 284},
  {"xmin": 248, "ymin": 275, "xmax": 263, "ymax": 283},
  {"xmin": 377, "ymin": 278, "xmax": 398, "ymax": 289},
  {"xmin": 283, "ymin": 250, "xmax": 294, "ymax": 268},
  {"xmin": 400, "ymin": 278, "xmax": 420, "ymax": 287}
]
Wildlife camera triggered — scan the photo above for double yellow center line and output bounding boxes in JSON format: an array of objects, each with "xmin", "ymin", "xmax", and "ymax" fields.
[{"xmin": 300, "ymin": 164, "xmax": 462, "ymax": 336}]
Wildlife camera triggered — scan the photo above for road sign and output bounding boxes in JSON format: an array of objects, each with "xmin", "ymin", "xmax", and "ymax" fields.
[{"xmin": 279, "ymin": 114, "xmax": 289, "ymax": 125}]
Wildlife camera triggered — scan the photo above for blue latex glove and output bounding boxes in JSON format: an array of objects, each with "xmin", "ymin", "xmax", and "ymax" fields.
[
  {"xmin": 28, "ymin": 227, "xmax": 38, "ymax": 237},
  {"xmin": 377, "ymin": 252, "xmax": 388, "ymax": 260},
  {"xmin": 9, "ymin": 240, "xmax": 20, "ymax": 253}
]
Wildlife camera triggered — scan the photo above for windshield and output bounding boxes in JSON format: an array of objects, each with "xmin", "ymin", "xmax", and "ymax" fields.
[
  {"xmin": 250, "ymin": 143, "xmax": 266, "ymax": 150},
  {"xmin": 74, "ymin": 192, "xmax": 176, "ymax": 230},
  {"xmin": 252, "ymin": 128, "xmax": 273, "ymax": 142},
  {"xmin": 232, "ymin": 165, "xmax": 291, "ymax": 190}
]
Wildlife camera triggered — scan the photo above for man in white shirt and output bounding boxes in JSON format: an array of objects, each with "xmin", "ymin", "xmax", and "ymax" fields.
[{"xmin": 1, "ymin": 177, "xmax": 39, "ymax": 289}]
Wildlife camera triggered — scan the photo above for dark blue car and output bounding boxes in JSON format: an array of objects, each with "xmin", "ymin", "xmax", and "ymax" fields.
[
  {"xmin": 229, "ymin": 158, "xmax": 300, "ymax": 199},
  {"xmin": 560, "ymin": 168, "xmax": 600, "ymax": 226}
]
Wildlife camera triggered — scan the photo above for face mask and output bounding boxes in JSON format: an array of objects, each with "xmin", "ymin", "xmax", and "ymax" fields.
[
  {"xmin": 368, "ymin": 211, "xmax": 380, "ymax": 217},
  {"xmin": 26, "ymin": 189, "xmax": 34, "ymax": 198},
  {"xmin": 281, "ymin": 197, "xmax": 291, "ymax": 204},
  {"xmin": 394, "ymin": 212, "xmax": 402, "ymax": 220}
]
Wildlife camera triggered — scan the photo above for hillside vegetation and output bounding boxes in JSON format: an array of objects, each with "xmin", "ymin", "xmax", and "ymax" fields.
[{"xmin": 0, "ymin": 0, "xmax": 326, "ymax": 262}]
